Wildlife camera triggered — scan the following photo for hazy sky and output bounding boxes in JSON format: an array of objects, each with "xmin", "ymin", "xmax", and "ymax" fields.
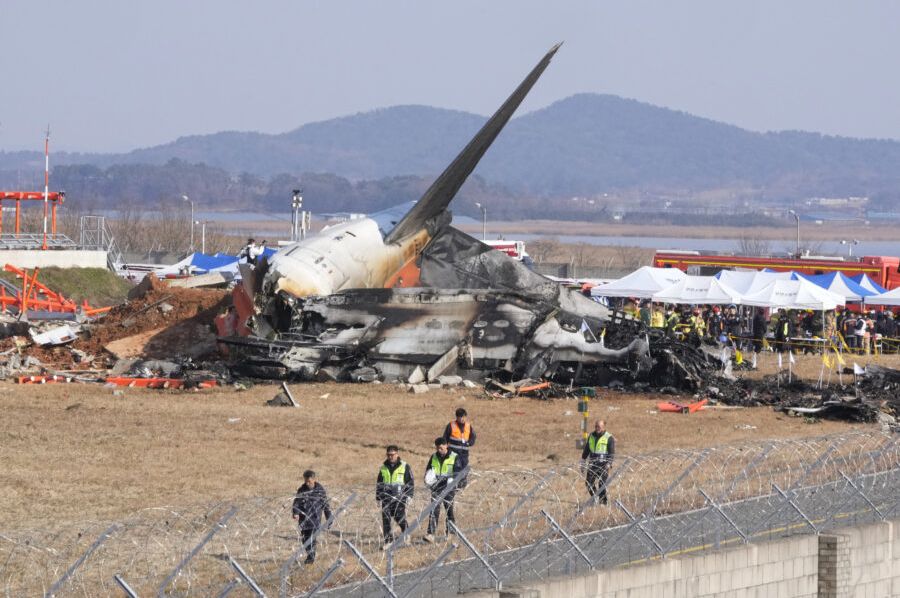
[{"xmin": 2, "ymin": 1, "xmax": 899, "ymax": 152}]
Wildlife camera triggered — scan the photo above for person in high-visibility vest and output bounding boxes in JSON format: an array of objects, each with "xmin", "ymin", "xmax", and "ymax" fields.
[
  {"xmin": 580, "ymin": 420, "xmax": 616, "ymax": 504},
  {"xmin": 376, "ymin": 445, "xmax": 414, "ymax": 548},
  {"xmin": 423, "ymin": 437, "xmax": 463, "ymax": 543},
  {"xmin": 443, "ymin": 407, "xmax": 477, "ymax": 488}
]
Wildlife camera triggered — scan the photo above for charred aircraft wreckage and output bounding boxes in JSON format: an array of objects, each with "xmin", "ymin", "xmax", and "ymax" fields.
[{"xmin": 221, "ymin": 45, "xmax": 714, "ymax": 390}]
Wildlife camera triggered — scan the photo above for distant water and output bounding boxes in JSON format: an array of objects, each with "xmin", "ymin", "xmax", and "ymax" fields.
[
  {"xmin": 97, "ymin": 209, "xmax": 900, "ymax": 256},
  {"xmin": 507, "ymin": 233, "xmax": 900, "ymax": 258}
]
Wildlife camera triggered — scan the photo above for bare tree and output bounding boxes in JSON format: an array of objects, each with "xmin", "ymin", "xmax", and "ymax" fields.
[
  {"xmin": 736, "ymin": 235, "xmax": 771, "ymax": 256},
  {"xmin": 527, "ymin": 238, "xmax": 563, "ymax": 264}
]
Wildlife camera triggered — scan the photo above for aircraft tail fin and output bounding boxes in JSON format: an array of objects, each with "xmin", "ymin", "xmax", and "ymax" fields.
[{"xmin": 384, "ymin": 43, "xmax": 561, "ymax": 244}]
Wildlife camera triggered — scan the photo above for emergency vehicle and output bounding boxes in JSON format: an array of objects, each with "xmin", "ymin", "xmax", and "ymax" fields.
[{"xmin": 653, "ymin": 250, "xmax": 900, "ymax": 290}]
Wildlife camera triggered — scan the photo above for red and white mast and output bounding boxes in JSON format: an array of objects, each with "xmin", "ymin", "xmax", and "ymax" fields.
[{"xmin": 42, "ymin": 125, "xmax": 50, "ymax": 249}]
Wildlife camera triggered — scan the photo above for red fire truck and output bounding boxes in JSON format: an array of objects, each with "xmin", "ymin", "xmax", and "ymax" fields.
[{"xmin": 653, "ymin": 251, "xmax": 900, "ymax": 290}]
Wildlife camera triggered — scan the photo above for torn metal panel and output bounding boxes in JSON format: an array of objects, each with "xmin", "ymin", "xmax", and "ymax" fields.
[
  {"xmin": 30, "ymin": 324, "xmax": 80, "ymax": 347},
  {"xmin": 418, "ymin": 226, "xmax": 610, "ymax": 322}
]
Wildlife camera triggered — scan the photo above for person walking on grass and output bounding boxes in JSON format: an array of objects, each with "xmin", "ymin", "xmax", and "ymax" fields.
[
  {"xmin": 376, "ymin": 445, "xmax": 414, "ymax": 549},
  {"xmin": 423, "ymin": 437, "xmax": 463, "ymax": 543},
  {"xmin": 292, "ymin": 470, "xmax": 332, "ymax": 564},
  {"xmin": 581, "ymin": 420, "xmax": 615, "ymax": 504},
  {"xmin": 443, "ymin": 407, "xmax": 476, "ymax": 488}
]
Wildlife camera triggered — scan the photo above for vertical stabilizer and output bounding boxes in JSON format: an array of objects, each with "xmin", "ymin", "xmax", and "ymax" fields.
[{"xmin": 384, "ymin": 43, "xmax": 561, "ymax": 244}]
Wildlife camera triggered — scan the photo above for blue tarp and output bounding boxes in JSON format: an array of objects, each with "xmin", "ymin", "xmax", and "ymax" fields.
[
  {"xmin": 189, "ymin": 253, "xmax": 239, "ymax": 272},
  {"xmin": 187, "ymin": 247, "xmax": 278, "ymax": 272}
]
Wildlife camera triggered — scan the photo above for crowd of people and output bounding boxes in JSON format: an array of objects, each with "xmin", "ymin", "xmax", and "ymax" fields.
[{"xmin": 613, "ymin": 299, "xmax": 900, "ymax": 355}]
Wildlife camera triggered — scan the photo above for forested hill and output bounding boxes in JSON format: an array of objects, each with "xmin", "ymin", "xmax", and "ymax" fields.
[{"xmin": 3, "ymin": 93, "xmax": 900, "ymax": 206}]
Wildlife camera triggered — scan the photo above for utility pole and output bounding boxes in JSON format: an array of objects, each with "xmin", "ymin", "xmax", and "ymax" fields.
[
  {"xmin": 788, "ymin": 210, "xmax": 800, "ymax": 257},
  {"xmin": 182, "ymin": 195, "xmax": 194, "ymax": 252},
  {"xmin": 474, "ymin": 202, "xmax": 487, "ymax": 240}
]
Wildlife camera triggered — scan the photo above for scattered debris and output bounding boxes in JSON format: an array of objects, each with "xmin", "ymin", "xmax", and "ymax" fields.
[
  {"xmin": 267, "ymin": 381, "xmax": 299, "ymax": 407},
  {"xmin": 657, "ymin": 398, "xmax": 708, "ymax": 414},
  {"xmin": 167, "ymin": 272, "xmax": 233, "ymax": 289},
  {"xmin": 30, "ymin": 324, "xmax": 80, "ymax": 347}
]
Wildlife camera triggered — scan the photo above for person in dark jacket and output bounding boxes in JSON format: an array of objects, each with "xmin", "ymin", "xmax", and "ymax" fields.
[
  {"xmin": 292, "ymin": 470, "xmax": 332, "ymax": 564},
  {"xmin": 442, "ymin": 408, "xmax": 476, "ymax": 487},
  {"xmin": 376, "ymin": 445, "xmax": 414, "ymax": 548},
  {"xmin": 751, "ymin": 309, "xmax": 768, "ymax": 356},
  {"xmin": 423, "ymin": 437, "xmax": 463, "ymax": 543},
  {"xmin": 581, "ymin": 420, "xmax": 615, "ymax": 504}
]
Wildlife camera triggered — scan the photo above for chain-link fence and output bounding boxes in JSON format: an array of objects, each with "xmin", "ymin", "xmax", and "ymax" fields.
[{"xmin": 3, "ymin": 431, "xmax": 898, "ymax": 597}]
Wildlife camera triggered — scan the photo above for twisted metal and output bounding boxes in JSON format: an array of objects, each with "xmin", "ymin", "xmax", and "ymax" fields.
[{"xmin": 2, "ymin": 432, "xmax": 898, "ymax": 597}]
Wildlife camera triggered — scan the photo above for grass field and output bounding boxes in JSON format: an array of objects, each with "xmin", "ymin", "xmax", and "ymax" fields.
[{"xmin": 4, "ymin": 348, "xmax": 893, "ymax": 531}]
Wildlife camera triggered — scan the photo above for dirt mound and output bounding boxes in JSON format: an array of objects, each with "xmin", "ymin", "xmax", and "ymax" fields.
[{"xmin": 76, "ymin": 276, "xmax": 230, "ymax": 361}]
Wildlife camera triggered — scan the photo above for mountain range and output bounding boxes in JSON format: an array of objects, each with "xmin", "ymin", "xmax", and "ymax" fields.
[{"xmin": 3, "ymin": 93, "xmax": 900, "ymax": 209}]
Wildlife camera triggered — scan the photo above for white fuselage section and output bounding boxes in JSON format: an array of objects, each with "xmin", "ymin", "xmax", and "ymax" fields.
[{"xmin": 264, "ymin": 217, "xmax": 429, "ymax": 298}]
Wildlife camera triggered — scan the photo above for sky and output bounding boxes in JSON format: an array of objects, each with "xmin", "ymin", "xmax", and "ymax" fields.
[{"xmin": 2, "ymin": 1, "xmax": 899, "ymax": 152}]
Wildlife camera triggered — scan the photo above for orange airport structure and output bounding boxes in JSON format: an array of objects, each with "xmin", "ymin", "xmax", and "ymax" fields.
[
  {"xmin": 0, "ymin": 264, "xmax": 110, "ymax": 317},
  {"xmin": 0, "ymin": 191, "xmax": 65, "ymax": 240}
]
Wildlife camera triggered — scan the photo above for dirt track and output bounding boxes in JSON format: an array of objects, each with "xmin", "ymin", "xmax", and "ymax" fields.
[{"xmin": 0, "ymin": 359, "xmax": 876, "ymax": 530}]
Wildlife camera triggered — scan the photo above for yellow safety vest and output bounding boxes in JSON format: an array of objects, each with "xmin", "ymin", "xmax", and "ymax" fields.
[
  {"xmin": 380, "ymin": 461, "xmax": 407, "ymax": 487},
  {"xmin": 587, "ymin": 432, "xmax": 611, "ymax": 456},
  {"xmin": 430, "ymin": 452, "xmax": 457, "ymax": 479}
]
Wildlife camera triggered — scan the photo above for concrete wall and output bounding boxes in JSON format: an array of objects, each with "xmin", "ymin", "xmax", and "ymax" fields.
[
  {"xmin": 0, "ymin": 250, "xmax": 108, "ymax": 269},
  {"xmin": 842, "ymin": 520, "xmax": 900, "ymax": 598},
  {"xmin": 466, "ymin": 521, "xmax": 899, "ymax": 598}
]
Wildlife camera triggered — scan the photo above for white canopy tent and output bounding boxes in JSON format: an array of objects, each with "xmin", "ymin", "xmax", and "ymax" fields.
[
  {"xmin": 740, "ymin": 278, "xmax": 845, "ymax": 310},
  {"xmin": 590, "ymin": 266, "xmax": 686, "ymax": 299},
  {"xmin": 652, "ymin": 275, "xmax": 743, "ymax": 305},
  {"xmin": 715, "ymin": 270, "xmax": 793, "ymax": 296},
  {"xmin": 864, "ymin": 286, "xmax": 900, "ymax": 307}
]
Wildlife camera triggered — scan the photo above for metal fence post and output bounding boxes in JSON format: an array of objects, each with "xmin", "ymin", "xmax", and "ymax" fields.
[
  {"xmin": 448, "ymin": 521, "xmax": 501, "ymax": 589},
  {"xmin": 303, "ymin": 558, "xmax": 344, "ymax": 598},
  {"xmin": 229, "ymin": 556, "xmax": 266, "ymax": 597},
  {"xmin": 838, "ymin": 470, "xmax": 886, "ymax": 520},
  {"xmin": 540, "ymin": 510, "xmax": 593, "ymax": 569},
  {"xmin": 398, "ymin": 543, "xmax": 457, "ymax": 598},
  {"xmin": 771, "ymin": 484, "xmax": 818, "ymax": 534},
  {"xmin": 502, "ymin": 458, "xmax": 632, "ymax": 576},
  {"xmin": 754, "ymin": 440, "xmax": 839, "ymax": 532},
  {"xmin": 44, "ymin": 524, "xmax": 118, "ymax": 598},
  {"xmin": 342, "ymin": 540, "xmax": 398, "ymax": 598},
  {"xmin": 614, "ymin": 501, "xmax": 665, "ymax": 557},
  {"xmin": 157, "ymin": 506, "xmax": 237, "ymax": 597},
  {"xmin": 483, "ymin": 469, "xmax": 558, "ymax": 553},
  {"xmin": 698, "ymin": 488, "xmax": 749, "ymax": 543},
  {"xmin": 113, "ymin": 574, "xmax": 139, "ymax": 598},
  {"xmin": 216, "ymin": 579, "xmax": 241, "ymax": 598}
]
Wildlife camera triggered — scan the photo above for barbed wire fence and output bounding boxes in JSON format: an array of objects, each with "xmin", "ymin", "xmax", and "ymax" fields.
[{"xmin": 2, "ymin": 431, "xmax": 899, "ymax": 597}]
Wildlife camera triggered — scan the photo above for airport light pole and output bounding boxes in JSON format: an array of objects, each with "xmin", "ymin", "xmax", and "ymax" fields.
[
  {"xmin": 474, "ymin": 202, "xmax": 487, "ymax": 240},
  {"xmin": 182, "ymin": 194, "xmax": 194, "ymax": 252},
  {"xmin": 840, "ymin": 239, "xmax": 859, "ymax": 258},
  {"xmin": 787, "ymin": 209, "xmax": 800, "ymax": 257},
  {"xmin": 197, "ymin": 220, "xmax": 207, "ymax": 254}
]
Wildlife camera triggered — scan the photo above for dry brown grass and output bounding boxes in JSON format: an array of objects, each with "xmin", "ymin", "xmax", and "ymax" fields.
[{"xmin": 0, "ymin": 371, "xmax": 873, "ymax": 531}]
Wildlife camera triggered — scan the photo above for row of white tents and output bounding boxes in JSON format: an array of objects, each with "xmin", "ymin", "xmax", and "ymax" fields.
[{"xmin": 590, "ymin": 267, "xmax": 900, "ymax": 310}]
